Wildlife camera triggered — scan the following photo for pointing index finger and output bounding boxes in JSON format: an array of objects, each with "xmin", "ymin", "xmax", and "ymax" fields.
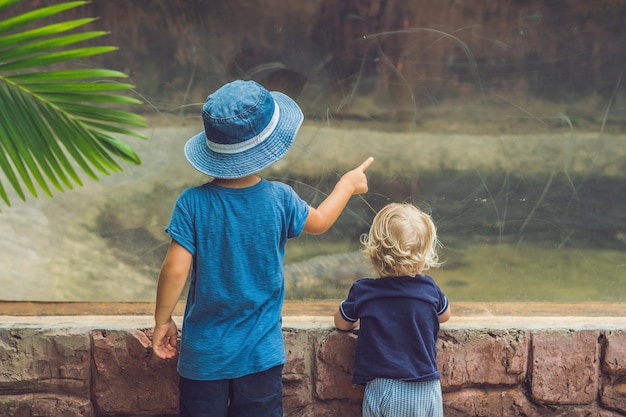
[{"xmin": 358, "ymin": 156, "xmax": 374, "ymax": 172}]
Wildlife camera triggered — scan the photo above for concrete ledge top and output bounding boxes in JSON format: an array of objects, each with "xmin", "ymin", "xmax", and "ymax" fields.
[
  {"xmin": 0, "ymin": 315, "xmax": 625, "ymax": 331},
  {"xmin": 0, "ymin": 302, "xmax": 624, "ymax": 331}
]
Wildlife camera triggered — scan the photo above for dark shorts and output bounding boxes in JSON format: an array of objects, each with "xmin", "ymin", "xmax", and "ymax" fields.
[{"xmin": 178, "ymin": 365, "xmax": 283, "ymax": 417}]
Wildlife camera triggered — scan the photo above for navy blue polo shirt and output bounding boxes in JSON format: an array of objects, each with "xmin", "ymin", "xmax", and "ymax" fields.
[{"xmin": 339, "ymin": 275, "xmax": 449, "ymax": 385}]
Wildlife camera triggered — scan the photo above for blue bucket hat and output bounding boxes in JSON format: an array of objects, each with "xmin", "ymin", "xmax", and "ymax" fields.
[{"xmin": 184, "ymin": 80, "xmax": 304, "ymax": 178}]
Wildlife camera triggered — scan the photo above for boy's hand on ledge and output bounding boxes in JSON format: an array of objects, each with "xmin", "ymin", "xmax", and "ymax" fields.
[{"xmin": 152, "ymin": 319, "xmax": 179, "ymax": 359}]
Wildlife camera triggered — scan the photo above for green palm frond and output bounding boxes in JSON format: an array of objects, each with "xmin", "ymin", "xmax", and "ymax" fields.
[{"xmin": 0, "ymin": 0, "xmax": 147, "ymax": 207}]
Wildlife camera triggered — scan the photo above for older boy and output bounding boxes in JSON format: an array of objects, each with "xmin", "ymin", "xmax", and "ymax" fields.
[{"xmin": 152, "ymin": 80, "xmax": 373, "ymax": 417}]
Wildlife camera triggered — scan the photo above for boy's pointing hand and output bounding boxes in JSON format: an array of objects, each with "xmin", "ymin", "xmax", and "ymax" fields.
[
  {"xmin": 303, "ymin": 156, "xmax": 374, "ymax": 235},
  {"xmin": 358, "ymin": 156, "xmax": 374, "ymax": 172},
  {"xmin": 341, "ymin": 156, "xmax": 374, "ymax": 195}
]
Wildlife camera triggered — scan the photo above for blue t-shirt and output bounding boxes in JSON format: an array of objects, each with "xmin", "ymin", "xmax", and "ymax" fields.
[
  {"xmin": 339, "ymin": 275, "xmax": 449, "ymax": 385},
  {"xmin": 166, "ymin": 179, "xmax": 309, "ymax": 380}
]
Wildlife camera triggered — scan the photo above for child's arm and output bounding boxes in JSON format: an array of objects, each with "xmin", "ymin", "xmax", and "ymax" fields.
[
  {"xmin": 152, "ymin": 240, "xmax": 192, "ymax": 359},
  {"xmin": 334, "ymin": 309, "xmax": 359, "ymax": 331},
  {"xmin": 439, "ymin": 305, "xmax": 451, "ymax": 323},
  {"xmin": 304, "ymin": 157, "xmax": 374, "ymax": 235}
]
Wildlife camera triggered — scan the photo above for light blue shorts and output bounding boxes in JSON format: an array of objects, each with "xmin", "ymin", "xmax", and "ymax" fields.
[{"xmin": 362, "ymin": 378, "xmax": 443, "ymax": 417}]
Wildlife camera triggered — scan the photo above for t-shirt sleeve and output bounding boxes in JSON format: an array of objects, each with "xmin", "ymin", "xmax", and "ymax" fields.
[
  {"xmin": 165, "ymin": 190, "xmax": 196, "ymax": 255},
  {"xmin": 436, "ymin": 291, "xmax": 449, "ymax": 316},
  {"xmin": 283, "ymin": 184, "xmax": 309, "ymax": 239},
  {"xmin": 339, "ymin": 284, "xmax": 360, "ymax": 323}
]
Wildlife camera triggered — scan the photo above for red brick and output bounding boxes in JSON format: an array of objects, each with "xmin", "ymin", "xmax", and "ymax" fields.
[
  {"xmin": 0, "ymin": 328, "xmax": 90, "ymax": 395},
  {"xmin": 603, "ymin": 331, "xmax": 626, "ymax": 375},
  {"xmin": 318, "ymin": 330, "xmax": 357, "ymax": 374},
  {"xmin": 530, "ymin": 330, "xmax": 599, "ymax": 404},
  {"xmin": 314, "ymin": 331, "xmax": 364, "ymax": 401},
  {"xmin": 0, "ymin": 394, "xmax": 94, "ymax": 417},
  {"xmin": 600, "ymin": 380, "xmax": 626, "ymax": 414},
  {"xmin": 91, "ymin": 329, "xmax": 178, "ymax": 415},
  {"xmin": 443, "ymin": 388, "xmax": 540, "ymax": 417},
  {"xmin": 284, "ymin": 328, "xmax": 312, "ymax": 376},
  {"xmin": 283, "ymin": 329, "xmax": 314, "ymax": 412},
  {"xmin": 438, "ymin": 329, "xmax": 528, "ymax": 389}
]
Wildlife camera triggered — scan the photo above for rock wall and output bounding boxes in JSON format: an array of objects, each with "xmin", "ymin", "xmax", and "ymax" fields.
[{"xmin": 1, "ymin": 313, "xmax": 626, "ymax": 416}]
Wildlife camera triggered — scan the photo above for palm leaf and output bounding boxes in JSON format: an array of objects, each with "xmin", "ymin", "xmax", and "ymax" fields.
[
  {"xmin": 8, "ymin": 68, "xmax": 129, "ymax": 81},
  {"xmin": 0, "ymin": 1, "xmax": 90, "ymax": 36},
  {"xmin": 0, "ymin": 0, "xmax": 147, "ymax": 207}
]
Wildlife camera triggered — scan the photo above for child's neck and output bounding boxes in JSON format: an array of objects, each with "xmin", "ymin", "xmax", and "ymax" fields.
[{"xmin": 211, "ymin": 174, "xmax": 261, "ymax": 189}]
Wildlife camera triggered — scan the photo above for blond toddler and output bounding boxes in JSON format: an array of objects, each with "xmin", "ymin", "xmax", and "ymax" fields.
[{"xmin": 335, "ymin": 203, "xmax": 451, "ymax": 417}]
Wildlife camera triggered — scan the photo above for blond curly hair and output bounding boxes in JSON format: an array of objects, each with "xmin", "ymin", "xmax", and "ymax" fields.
[{"xmin": 361, "ymin": 203, "xmax": 441, "ymax": 277}]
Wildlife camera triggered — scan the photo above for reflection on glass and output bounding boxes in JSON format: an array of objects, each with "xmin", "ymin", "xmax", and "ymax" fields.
[{"xmin": 0, "ymin": 2, "xmax": 624, "ymax": 302}]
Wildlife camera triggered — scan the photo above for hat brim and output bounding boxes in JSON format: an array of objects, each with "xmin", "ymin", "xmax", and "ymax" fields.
[{"xmin": 184, "ymin": 91, "xmax": 304, "ymax": 179}]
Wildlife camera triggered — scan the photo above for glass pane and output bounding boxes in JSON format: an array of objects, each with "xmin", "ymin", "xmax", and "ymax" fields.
[{"xmin": 0, "ymin": 1, "xmax": 624, "ymax": 302}]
